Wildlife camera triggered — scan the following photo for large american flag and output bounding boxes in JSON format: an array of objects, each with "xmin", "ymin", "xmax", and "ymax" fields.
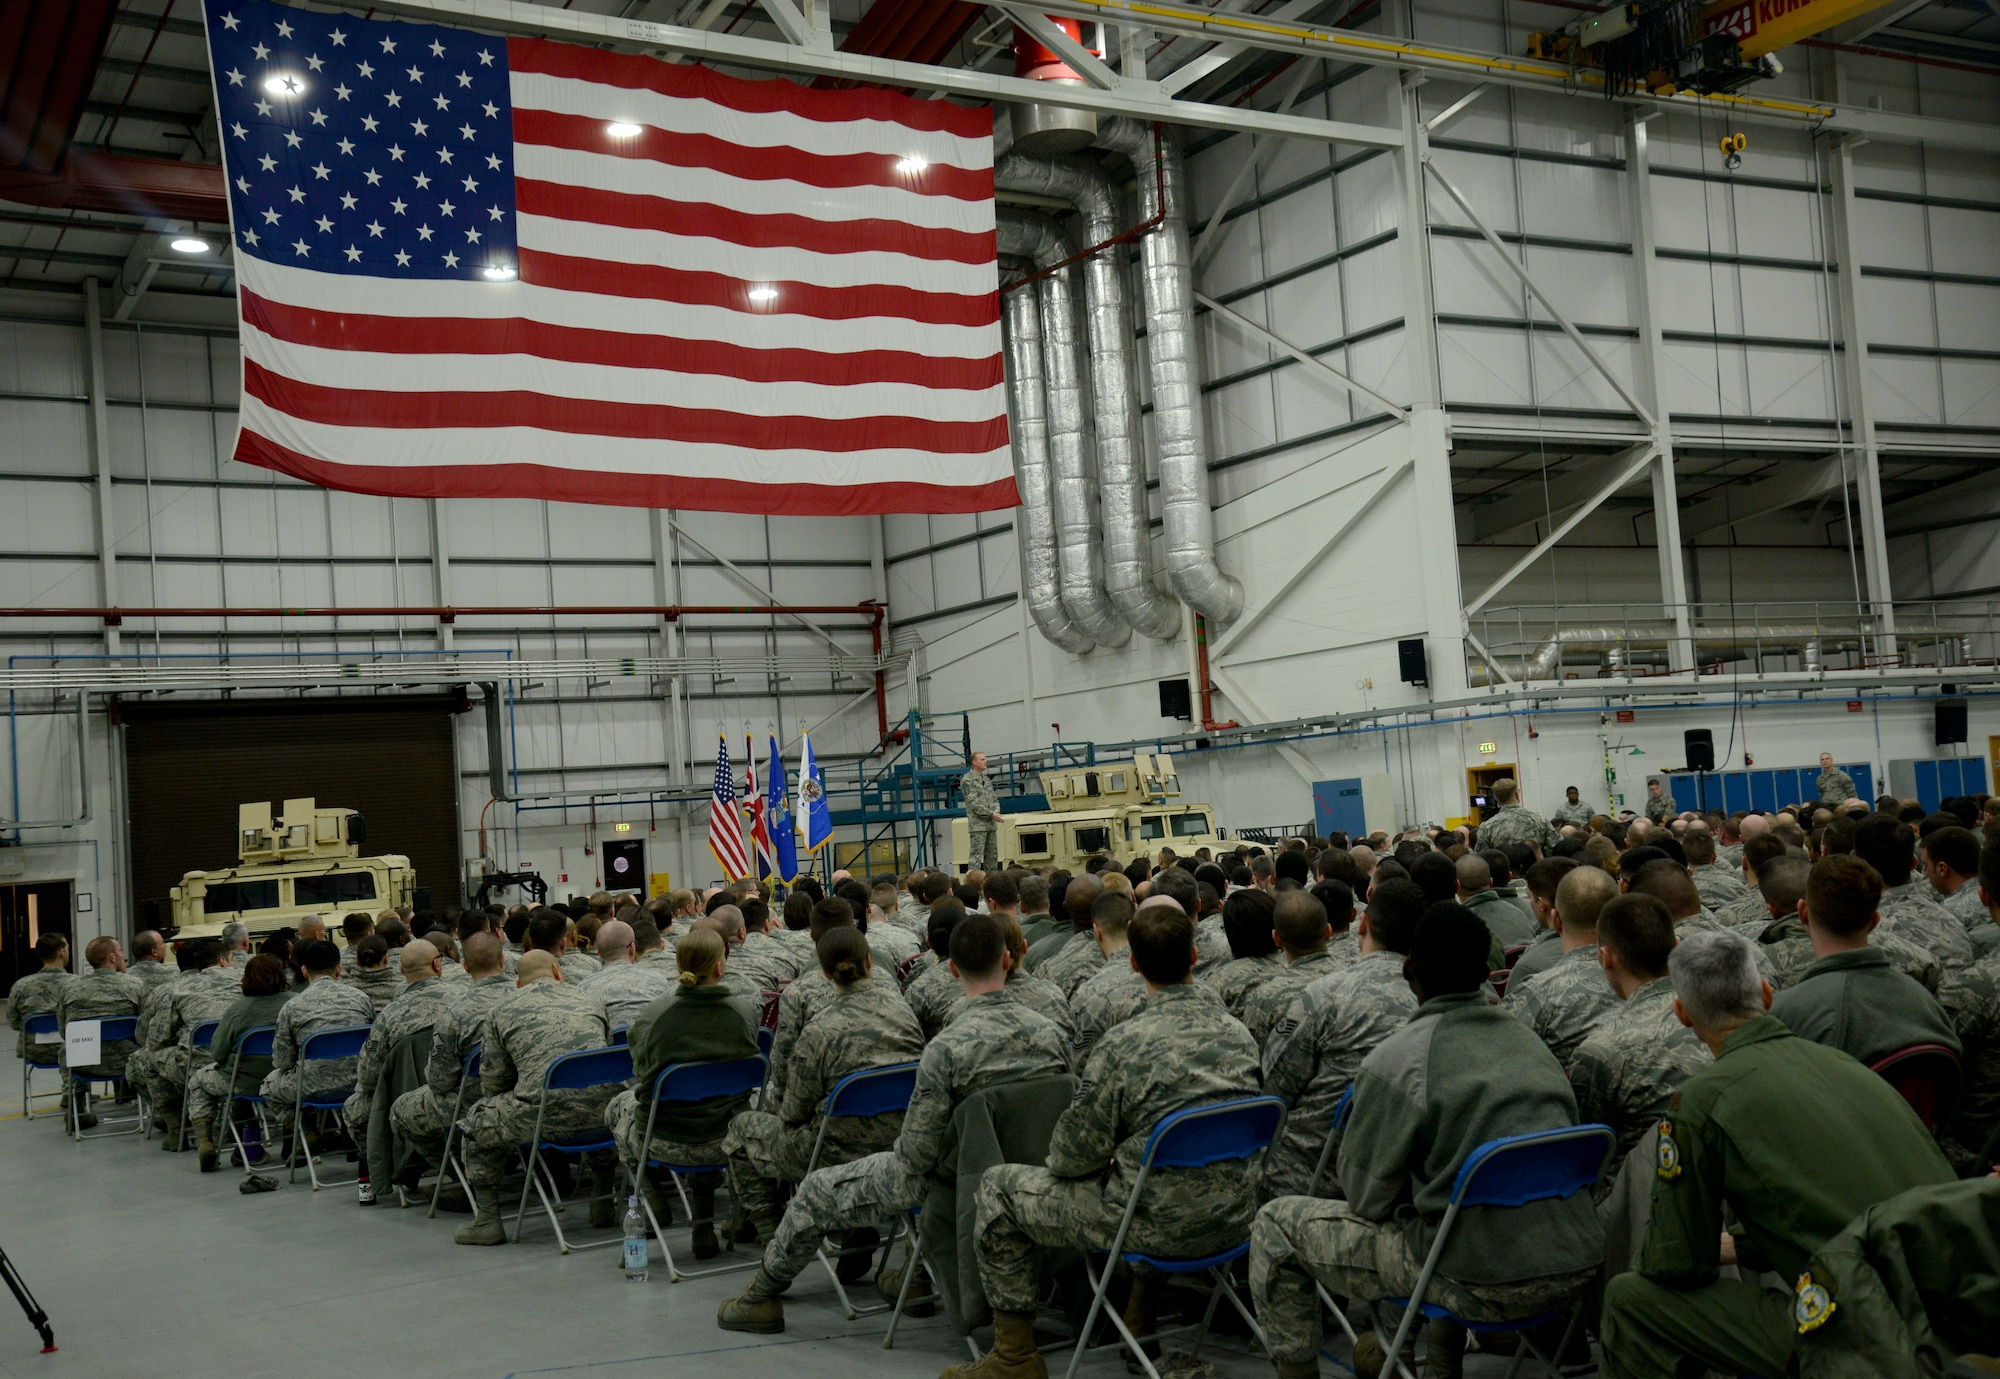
[
  {"xmin": 203, "ymin": 0, "xmax": 1015, "ymax": 516},
  {"xmin": 709, "ymin": 737, "xmax": 751, "ymax": 881}
]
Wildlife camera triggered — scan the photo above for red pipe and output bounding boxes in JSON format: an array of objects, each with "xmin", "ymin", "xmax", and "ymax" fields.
[
  {"xmin": 0, "ymin": 603, "xmax": 881, "ymax": 621},
  {"xmin": 1194, "ymin": 614, "xmax": 1238, "ymax": 732},
  {"xmin": 867, "ymin": 600, "xmax": 889, "ymax": 746}
]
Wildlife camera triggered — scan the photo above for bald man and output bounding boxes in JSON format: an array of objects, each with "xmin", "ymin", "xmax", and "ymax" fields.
[{"xmin": 344, "ymin": 939, "xmax": 456, "ymax": 1201}]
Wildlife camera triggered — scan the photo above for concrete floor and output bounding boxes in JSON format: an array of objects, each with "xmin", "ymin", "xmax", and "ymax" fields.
[{"xmin": 1, "ymin": 1041, "xmax": 1561, "ymax": 1379}]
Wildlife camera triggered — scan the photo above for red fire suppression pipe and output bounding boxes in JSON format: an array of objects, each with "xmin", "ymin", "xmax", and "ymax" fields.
[{"xmin": 1194, "ymin": 614, "xmax": 1239, "ymax": 732}]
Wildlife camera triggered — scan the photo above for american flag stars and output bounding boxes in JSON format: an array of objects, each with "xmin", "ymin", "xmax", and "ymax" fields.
[{"xmin": 211, "ymin": 0, "xmax": 516, "ymax": 280}]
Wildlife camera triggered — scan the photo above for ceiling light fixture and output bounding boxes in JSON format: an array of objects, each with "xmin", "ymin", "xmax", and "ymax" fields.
[{"xmin": 169, "ymin": 236, "xmax": 212, "ymax": 254}]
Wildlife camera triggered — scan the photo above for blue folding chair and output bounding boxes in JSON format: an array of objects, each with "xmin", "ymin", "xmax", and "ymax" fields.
[
  {"xmin": 1304, "ymin": 1084, "xmax": 1356, "ymax": 1200},
  {"xmin": 428, "ymin": 1044, "xmax": 481, "ymax": 1219},
  {"xmin": 20, "ymin": 1014, "xmax": 62, "ymax": 1119},
  {"xmin": 172, "ymin": 1019, "xmax": 223, "ymax": 1152},
  {"xmin": 222, "ymin": 1025, "xmax": 280, "ymax": 1177},
  {"xmin": 288, "ymin": 1024, "xmax": 372, "ymax": 1189},
  {"xmin": 1371, "ymin": 1125, "xmax": 1616, "ymax": 1379},
  {"xmin": 513, "ymin": 1045, "xmax": 632, "ymax": 1252},
  {"xmin": 610, "ymin": 1026, "xmax": 630, "ymax": 1046},
  {"xmin": 805, "ymin": 1060, "xmax": 922, "ymax": 1319},
  {"xmin": 631, "ymin": 1055, "xmax": 768, "ymax": 1282},
  {"xmin": 1064, "ymin": 1096, "xmax": 1288, "ymax": 1379},
  {"xmin": 68, "ymin": 1015, "xmax": 146, "ymax": 1141}
]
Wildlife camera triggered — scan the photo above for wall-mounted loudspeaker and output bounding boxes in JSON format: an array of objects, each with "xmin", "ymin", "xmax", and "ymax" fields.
[
  {"xmin": 1399, "ymin": 639, "xmax": 1428, "ymax": 687},
  {"xmin": 1159, "ymin": 678, "xmax": 1192, "ymax": 722},
  {"xmin": 1684, "ymin": 729, "xmax": 1716, "ymax": 773},
  {"xmin": 1937, "ymin": 699, "xmax": 1969, "ymax": 746}
]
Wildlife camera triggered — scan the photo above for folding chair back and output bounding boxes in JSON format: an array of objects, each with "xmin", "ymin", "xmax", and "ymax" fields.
[
  {"xmin": 544, "ymin": 1044, "xmax": 631, "ymax": 1092},
  {"xmin": 19, "ymin": 1013, "xmax": 62, "ymax": 1119},
  {"xmin": 233, "ymin": 1025, "xmax": 279, "ymax": 1063},
  {"xmin": 610, "ymin": 1025, "xmax": 630, "ymax": 1046},
  {"xmin": 651, "ymin": 1055, "xmax": 767, "ymax": 1110},
  {"xmin": 1304, "ymin": 1084, "xmax": 1356, "ymax": 1198},
  {"xmin": 23, "ymin": 1013, "xmax": 58, "ymax": 1042},
  {"xmin": 807, "ymin": 1060, "xmax": 921, "ymax": 1176},
  {"xmin": 299, "ymin": 1023, "xmax": 371, "ymax": 1071},
  {"xmin": 189, "ymin": 1019, "xmax": 221, "ymax": 1051},
  {"xmin": 1141, "ymin": 1095, "xmax": 1286, "ymax": 1173},
  {"xmin": 68, "ymin": 1016, "xmax": 146, "ymax": 1140},
  {"xmin": 425, "ymin": 1044, "xmax": 482, "ymax": 1220},
  {"xmin": 515, "ymin": 1044, "xmax": 632, "ymax": 1252},
  {"xmin": 95, "ymin": 1015, "xmax": 141, "ymax": 1046},
  {"xmin": 634, "ymin": 1055, "xmax": 771, "ymax": 1283},
  {"xmin": 289, "ymin": 1023, "xmax": 373, "ymax": 1189},
  {"xmin": 1869, "ymin": 1043, "xmax": 1962, "ymax": 1131},
  {"xmin": 223, "ymin": 1025, "xmax": 279, "ymax": 1178}
]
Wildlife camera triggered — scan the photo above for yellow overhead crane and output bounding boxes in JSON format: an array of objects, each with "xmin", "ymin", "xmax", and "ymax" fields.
[{"xmin": 1530, "ymin": 0, "xmax": 1916, "ymax": 96}]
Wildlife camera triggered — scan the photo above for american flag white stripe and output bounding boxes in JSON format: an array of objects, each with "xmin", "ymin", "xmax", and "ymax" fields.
[
  {"xmin": 208, "ymin": 0, "xmax": 1016, "ymax": 517},
  {"xmin": 709, "ymin": 738, "xmax": 752, "ymax": 881}
]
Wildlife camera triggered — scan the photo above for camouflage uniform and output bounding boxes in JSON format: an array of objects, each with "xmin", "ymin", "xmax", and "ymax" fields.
[
  {"xmin": 1690, "ymin": 863, "xmax": 1749, "ymax": 908},
  {"xmin": 1040, "ymin": 930, "xmax": 1107, "ymax": 999},
  {"xmin": 739, "ymin": 929, "xmax": 807, "ymax": 985},
  {"xmin": 893, "ymin": 893, "xmax": 929, "ymax": 934},
  {"xmin": 759, "ymin": 987, "xmax": 1072, "ymax": 1284},
  {"xmin": 438, "ymin": 957, "xmax": 469, "ymax": 987},
  {"xmin": 1567, "ymin": 976, "xmax": 1712, "ymax": 1179},
  {"xmin": 962, "ymin": 768, "xmax": 1000, "ymax": 870},
  {"xmin": 558, "ymin": 950, "xmax": 603, "ymax": 980},
  {"xmin": 1474, "ymin": 803, "xmax": 1555, "ymax": 854},
  {"xmin": 974, "ymin": 984, "xmax": 1263, "ymax": 1313},
  {"xmin": 1069, "ymin": 945, "xmax": 1228, "ymax": 1059},
  {"xmin": 1758, "ymin": 918, "xmax": 1939, "ymax": 995},
  {"xmin": 342, "ymin": 975, "xmax": 455, "ymax": 1137},
  {"xmin": 390, "ymin": 972, "xmax": 514, "ymax": 1165},
  {"xmin": 1644, "ymin": 791, "xmax": 1674, "ymax": 824},
  {"xmin": 1877, "ymin": 879, "xmax": 1973, "ymax": 971},
  {"xmin": 1193, "ymin": 918, "xmax": 1233, "ymax": 976},
  {"xmin": 1239, "ymin": 948, "xmax": 1343, "ymax": 1051},
  {"xmin": 723, "ymin": 977, "xmax": 925, "ymax": 1220},
  {"xmin": 461, "ymin": 979, "xmax": 615, "ymax": 1195},
  {"xmin": 56, "ymin": 966, "xmax": 146, "ymax": 1079},
  {"xmin": 942, "ymin": 967, "xmax": 1078, "ymax": 1046},
  {"xmin": 1505, "ymin": 927, "xmax": 1564, "ymax": 988},
  {"xmin": 129, "ymin": 958, "xmax": 176, "ymax": 997},
  {"xmin": 1940, "ymin": 952, "xmax": 2000, "ymax": 1172},
  {"xmin": 258, "ymin": 975, "xmax": 377, "ymax": 1126},
  {"xmin": 1676, "ymin": 914, "xmax": 1776, "ymax": 983},
  {"xmin": 864, "ymin": 920, "xmax": 922, "ymax": 977},
  {"xmin": 904, "ymin": 956, "xmax": 963, "ymax": 1041},
  {"xmin": 7, "ymin": 967, "xmax": 74, "ymax": 1067},
  {"xmin": 343, "ymin": 963, "xmax": 403, "ymax": 1015},
  {"xmin": 1260, "ymin": 951, "xmax": 1418, "ymax": 1199},
  {"xmin": 1553, "ymin": 801, "xmax": 1595, "ymax": 828},
  {"xmin": 1816, "ymin": 766, "xmax": 1857, "ymax": 803},
  {"xmin": 1714, "ymin": 884, "xmax": 1768, "ymax": 930},
  {"xmin": 1211, "ymin": 951, "xmax": 1287, "ymax": 1020},
  {"xmin": 1502, "ymin": 943, "xmax": 1619, "ymax": 1071},
  {"xmin": 767, "ymin": 967, "xmax": 844, "ymax": 1106},
  {"xmin": 586, "ymin": 959, "xmax": 675, "ymax": 1032},
  {"xmin": 127, "ymin": 963, "xmax": 239, "ymax": 1114}
]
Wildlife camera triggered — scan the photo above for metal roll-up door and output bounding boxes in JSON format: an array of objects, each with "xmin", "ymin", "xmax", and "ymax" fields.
[{"xmin": 120, "ymin": 694, "xmax": 464, "ymax": 925}]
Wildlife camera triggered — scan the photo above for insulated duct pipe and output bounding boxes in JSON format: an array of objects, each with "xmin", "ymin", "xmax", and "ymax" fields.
[
  {"xmin": 997, "ymin": 153, "xmax": 1181, "ymax": 641},
  {"xmin": 1098, "ymin": 120, "xmax": 1244, "ymax": 624},
  {"xmin": 997, "ymin": 214, "xmax": 1095, "ymax": 655},
  {"xmin": 1001, "ymin": 209, "xmax": 1130, "ymax": 648},
  {"xmin": 1470, "ymin": 624, "xmax": 1866, "ymax": 684}
]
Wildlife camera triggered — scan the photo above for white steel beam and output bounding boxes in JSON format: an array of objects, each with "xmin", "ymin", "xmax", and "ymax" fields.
[
  {"xmin": 360, "ymin": 0, "xmax": 1404, "ymax": 148},
  {"xmin": 1463, "ymin": 442, "xmax": 1659, "ymax": 619},
  {"xmin": 753, "ymin": 0, "xmax": 817, "ymax": 48},
  {"xmin": 1194, "ymin": 290, "xmax": 1408, "ymax": 419},
  {"xmin": 1678, "ymin": 454, "xmax": 1849, "ymax": 536},
  {"xmin": 1469, "ymin": 447, "xmax": 1661, "ymax": 544},
  {"xmin": 1189, "ymin": 56, "xmax": 1316, "ymax": 272},
  {"xmin": 1157, "ymin": 0, "xmax": 1321, "ymax": 95},
  {"xmin": 1424, "ymin": 157, "xmax": 1657, "ymax": 431},
  {"xmin": 81, "ymin": 278, "xmax": 120, "ymax": 656},
  {"xmin": 664, "ymin": 517, "xmax": 860, "ymax": 661},
  {"xmin": 1827, "ymin": 133, "xmax": 1897, "ymax": 650}
]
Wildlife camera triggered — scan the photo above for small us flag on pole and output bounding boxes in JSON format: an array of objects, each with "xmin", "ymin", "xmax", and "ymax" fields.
[
  {"xmin": 202, "ymin": 0, "xmax": 1014, "ymax": 516},
  {"xmin": 709, "ymin": 736, "xmax": 752, "ymax": 881}
]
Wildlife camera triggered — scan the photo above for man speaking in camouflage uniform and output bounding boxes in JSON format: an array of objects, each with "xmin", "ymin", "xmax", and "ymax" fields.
[
  {"xmin": 1552, "ymin": 786, "xmax": 1595, "ymax": 829},
  {"xmin": 716, "ymin": 912, "xmax": 1071, "ymax": 1333},
  {"xmin": 1473, "ymin": 778, "xmax": 1554, "ymax": 854},
  {"xmin": 1814, "ymin": 752, "xmax": 1856, "ymax": 804},
  {"xmin": 946, "ymin": 903, "xmax": 1261, "ymax": 1379},
  {"xmin": 961, "ymin": 751, "xmax": 1002, "ymax": 872},
  {"xmin": 456, "ymin": 950, "xmax": 616, "ymax": 1245},
  {"xmin": 391, "ymin": 932, "xmax": 513, "ymax": 1204}
]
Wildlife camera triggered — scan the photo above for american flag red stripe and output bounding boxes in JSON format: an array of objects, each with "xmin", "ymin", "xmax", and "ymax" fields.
[
  {"xmin": 209, "ymin": 1, "xmax": 1014, "ymax": 517},
  {"xmin": 709, "ymin": 738, "xmax": 753, "ymax": 881}
]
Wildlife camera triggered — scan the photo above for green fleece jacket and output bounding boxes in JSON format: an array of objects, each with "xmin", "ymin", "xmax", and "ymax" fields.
[
  {"xmin": 627, "ymin": 982, "xmax": 760, "ymax": 1143},
  {"xmin": 1769, "ymin": 947, "xmax": 1960, "ymax": 1070},
  {"xmin": 213, "ymin": 990, "xmax": 296, "ymax": 1094}
]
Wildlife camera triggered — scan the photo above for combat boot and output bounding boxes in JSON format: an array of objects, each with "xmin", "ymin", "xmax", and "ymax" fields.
[
  {"xmin": 939, "ymin": 1310, "xmax": 1048, "ymax": 1379},
  {"xmin": 1274, "ymin": 1359, "xmax": 1322, "ymax": 1379},
  {"xmin": 589, "ymin": 1162, "xmax": 619, "ymax": 1229},
  {"xmin": 1423, "ymin": 1318, "xmax": 1465, "ymax": 1379},
  {"xmin": 455, "ymin": 1203, "xmax": 507, "ymax": 1246},
  {"xmin": 1120, "ymin": 1272, "xmax": 1163, "ymax": 1374},
  {"xmin": 835, "ymin": 1226, "xmax": 879, "ymax": 1284},
  {"xmin": 194, "ymin": 1117, "xmax": 219, "ymax": 1174},
  {"xmin": 876, "ymin": 1260, "xmax": 935, "ymax": 1314},
  {"xmin": 689, "ymin": 1175, "xmax": 720, "ymax": 1260},
  {"xmin": 715, "ymin": 1269, "xmax": 788, "ymax": 1334},
  {"xmin": 1350, "ymin": 1331, "xmax": 1416, "ymax": 1379}
]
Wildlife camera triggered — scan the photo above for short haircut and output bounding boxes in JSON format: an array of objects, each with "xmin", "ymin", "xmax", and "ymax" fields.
[
  {"xmin": 132, "ymin": 931, "xmax": 163, "ymax": 960},
  {"xmin": 1621, "ymin": 845, "xmax": 1671, "ymax": 876},
  {"xmin": 816, "ymin": 925, "xmax": 872, "ymax": 985},
  {"xmin": 1852, "ymin": 815, "xmax": 1918, "ymax": 886},
  {"xmin": 1018, "ymin": 874, "xmax": 1049, "ymax": 912},
  {"xmin": 914, "ymin": 871, "xmax": 952, "ymax": 904},
  {"xmin": 220, "ymin": 922, "xmax": 248, "ymax": 951},
  {"xmin": 179, "ymin": 937, "xmax": 223, "ymax": 970},
  {"xmin": 1525, "ymin": 855, "xmax": 1578, "ymax": 903},
  {"xmin": 1669, "ymin": 930, "xmax": 1765, "ymax": 1028},
  {"xmin": 810, "ymin": 896, "xmax": 855, "ymax": 940},
  {"xmin": 1554, "ymin": 864, "xmax": 1618, "ymax": 937},
  {"xmin": 463, "ymin": 931, "xmax": 504, "ymax": 975},
  {"xmin": 1923, "ymin": 825, "xmax": 1980, "ymax": 878},
  {"xmin": 1806, "ymin": 854, "xmax": 1884, "ymax": 938},
  {"xmin": 84, "ymin": 935, "xmax": 118, "ymax": 968},
  {"xmin": 299, "ymin": 939, "xmax": 342, "ymax": 974},
  {"xmin": 949, "ymin": 911, "xmax": 1007, "ymax": 979},
  {"xmin": 240, "ymin": 953, "xmax": 290, "ymax": 998},
  {"xmin": 739, "ymin": 897, "xmax": 771, "ymax": 932},
  {"xmin": 1362, "ymin": 878, "xmax": 1426, "ymax": 955},
  {"xmin": 704, "ymin": 890, "xmax": 734, "ymax": 917},
  {"xmin": 1273, "ymin": 890, "xmax": 1330, "ymax": 951},
  {"xmin": 377, "ymin": 917, "xmax": 410, "ymax": 950},
  {"xmin": 1064, "ymin": 873, "xmax": 1102, "ymax": 931},
  {"xmin": 927, "ymin": 898, "xmax": 966, "ymax": 958},
  {"xmin": 983, "ymin": 871, "xmax": 1019, "ymax": 909},
  {"xmin": 1309, "ymin": 878, "xmax": 1355, "ymax": 931},
  {"xmin": 1274, "ymin": 850, "xmax": 1310, "ymax": 886},
  {"xmin": 1221, "ymin": 887, "xmax": 1278, "ymax": 959},
  {"xmin": 503, "ymin": 909, "xmax": 532, "ymax": 944},
  {"xmin": 834, "ymin": 878, "xmax": 872, "ymax": 917},
  {"xmin": 1756, "ymin": 854, "xmax": 1810, "ymax": 919},
  {"xmin": 1597, "ymin": 894, "xmax": 1676, "ymax": 978},
  {"xmin": 343, "ymin": 912, "xmax": 375, "ymax": 939},
  {"xmin": 1454, "ymin": 853, "xmax": 1492, "ymax": 893},
  {"xmin": 1128, "ymin": 903, "xmax": 1196, "ymax": 986},
  {"xmin": 1683, "ymin": 829, "xmax": 1717, "ymax": 865},
  {"xmin": 1491, "ymin": 777, "xmax": 1518, "ymax": 804},
  {"xmin": 1743, "ymin": 833, "xmax": 1790, "ymax": 879},
  {"xmin": 1249, "ymin": 854, "xmax": 1275, "ymax": 882},
  {"xmin": 1408, "ymin": 851, "xmax": 1460, "ymax": 905},
  {"xmin": 706, "ymin": 905, "xmax": 744, "ymax": 942},
  {"xmin": 1626, "ymin": 860, "xmax": 1700, "ymax": 918},
  {"xmin": 1148, "ymin": 865, "xmax": 1198, "ymax": 916},
  {"xmin": 783, "ymin": 891, "xmax": 814, "ymax": 932},
  {"xmin": 1091, "ymin": 889, "xmax": 1136, "ymax": 941},
  {"xmin": 527, "ymin": 910, "xmax": 569, "ymax": 953},
  {"xmin": 1407, "ymin": 902, "xmax": 1492, "ymax": 996},
  {"xmin": 1193, "ymin": 863, "xmax": 1228, "ymax": 893}
]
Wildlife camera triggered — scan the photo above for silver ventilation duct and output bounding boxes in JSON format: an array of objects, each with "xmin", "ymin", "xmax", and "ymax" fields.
[
  {"xmin": 1099, "ymin": 120, "xmax": 1244, "ymax": 624},
  {"xmin": 1000, "ymin": 209, "xmax": 1130, "ymax": 648},
  {"xmin": 1470, "ymin": 623, "xmax": 1856, "ymax": 684},
  {"xmin": 997, "ymin": 153, "xmax": 1181, "ymax": 642},
  {"xmin": 997, "ymin": 215, "xmax": 1094, "ymax": 655}
]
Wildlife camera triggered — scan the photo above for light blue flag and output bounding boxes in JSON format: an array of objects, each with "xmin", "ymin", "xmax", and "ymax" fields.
[
  {"xmin": 765, "ymin": 733, "xmax": 799, "ymax": 883},
  {"xmin": 798, "ymin": 731, "xmax": 832, "ymax": 856}
]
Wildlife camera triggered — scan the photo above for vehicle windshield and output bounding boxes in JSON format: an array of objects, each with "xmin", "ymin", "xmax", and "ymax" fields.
[
  {"xmin": 294, "ymin": 871, "xmax": 379, "ymax": 907},
  {"xmin": 1171, "ymin": 813, "xmax": 1210, "ymax": 837},
  {"xmin": 202, "ymin": 879, "xmax": 281, "ymax": 914}
]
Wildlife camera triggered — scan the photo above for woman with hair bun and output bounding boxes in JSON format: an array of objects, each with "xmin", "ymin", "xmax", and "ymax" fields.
[{"xmin": 606, "ymin": 925, "xmax": 760, "ymax": 1261}]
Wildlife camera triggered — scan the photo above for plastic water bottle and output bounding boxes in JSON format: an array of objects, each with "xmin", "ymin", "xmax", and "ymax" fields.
[{"xmin": 623, "ymin": 1195, "xmax": 650, "ymax": 1281}]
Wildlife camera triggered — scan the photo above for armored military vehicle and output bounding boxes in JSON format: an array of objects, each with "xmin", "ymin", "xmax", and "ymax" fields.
[
  {"xmin": 949, "ymin": 753, "xmax": 1226, "ymax": 873},
  {"xmin": 167, "ymin": 799, "xmax": 415, "ymax": 940}
]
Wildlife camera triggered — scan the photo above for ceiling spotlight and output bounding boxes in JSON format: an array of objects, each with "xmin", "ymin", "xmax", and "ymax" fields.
[
  {"xmin": 747, "ymin": 285, "xmax": 778, "ymax": 303},
  {"xmin": 263, "ymin": 73, "xmax": 305, "ymax": 97},
  {"xmin": 169, "ymin": 236, "xmax": 212, "ymax": 254},
  {"xmin": 606, "ymin": 121, "xmax": 641, "ymax": 137},
  {"xmin": 896, "ymin": 155, "xmax": 928, "ymax": 174},
  {"xmin": 483, "ymin": 263, "xmax": 516, "ymax": 280}
]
